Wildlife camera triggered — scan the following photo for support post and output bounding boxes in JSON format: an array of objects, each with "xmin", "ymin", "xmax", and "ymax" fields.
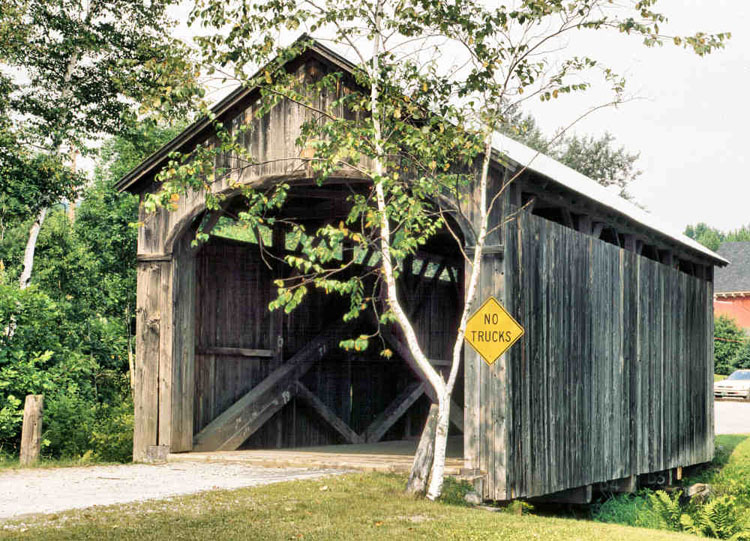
[
  {"xmin": 592, "ymin": 222, "xmax": 605, "ymax": 238},
  {"xmin": 133, "ymin": 260, "xmax": 163, "ymax": 461},
  {"xmin": 20, "ymin": 394, "xmax": 44, "ymax": 466}
]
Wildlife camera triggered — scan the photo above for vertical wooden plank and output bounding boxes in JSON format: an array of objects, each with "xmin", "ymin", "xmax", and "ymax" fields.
[
  {"xmin": 493, "ymin": 248, "xmax": 509, "ymax": 499},
  {"xmin": 134, "ymin": 261, "xmax": 162, "ymax": 461},
  {"xmin": 625, "ymin": 249, "xmax": 638, "ymax": 477},
  {"xmin": 170, "ymin": 236, "xmax": 196, "ymax": 452},
  {"xmin": 636, "ymin": 257, "xmax": 645, "ymax": 473},
  {"xmin": 463, "ymin": 269, "xmax": 481, "ymax": 474},
  {"xmin": 158, "ymin": 257, "xmax": 173, "ymax": 449},
  {"xmin": 583, "ymin": 236, "xmax": 594, "ymax": 484},
  {"xmin": 707, "ymin": 277, "xmax": 715, "ymax": 461}
]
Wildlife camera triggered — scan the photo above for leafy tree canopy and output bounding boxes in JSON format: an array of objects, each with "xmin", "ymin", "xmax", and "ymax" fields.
[
  {"xmin": 502, "ymin": 112, "xmax": 641, "ymax": 200},
  {"xmin": 685, "ymin": 222, "xmax": 750, "ymax": 253},
  {"xmin": 0, "ymin": 0, "xmax": 201, "ymax": 153}
]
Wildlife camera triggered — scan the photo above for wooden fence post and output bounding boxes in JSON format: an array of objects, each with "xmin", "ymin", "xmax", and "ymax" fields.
[{"xmin": 20, "ymin": 394, "xmax": 43, "ymax": 466}]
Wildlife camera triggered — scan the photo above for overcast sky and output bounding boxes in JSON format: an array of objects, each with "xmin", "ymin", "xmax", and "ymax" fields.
[
  {"xmin": 520, "ymin": 0, "xmax": 749, "ymax": 232},
  {"xmin": 171, "ymin": 0, "xmax": 748, "ymax": 234}
]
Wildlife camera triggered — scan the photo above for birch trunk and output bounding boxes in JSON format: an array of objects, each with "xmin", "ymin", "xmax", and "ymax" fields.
[
  {"xmin": 426, "ymin": 396, "xmax": 451, "ymax": 499},
  {"xmin": 406, "ymin": 402, "xmax": 438, "ymax": 494},
  {"xmin": 18, "ymin": 12, "xmax": 83, "ymax": 289},
  {"xmin": 18, "ymin": 207, "xmax": 48, "ymax": 290}
]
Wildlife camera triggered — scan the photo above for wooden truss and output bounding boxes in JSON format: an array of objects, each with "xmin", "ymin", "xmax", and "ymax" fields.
[{"xmin": 193, "ymin": 323, "xmax": 464, "ymax": 452}]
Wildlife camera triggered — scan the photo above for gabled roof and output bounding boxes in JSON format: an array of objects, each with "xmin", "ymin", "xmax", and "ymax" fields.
[
  {"xmin": 117, "ymin": 38, "xmax": 727, "ymax": 267},
  {"xmin": 115, "ymin": 39, "xmax": 357, "ymax": 195},
  {"xmin": 715, "ymin": 242, "xmax": 750, "ymax": 292}
]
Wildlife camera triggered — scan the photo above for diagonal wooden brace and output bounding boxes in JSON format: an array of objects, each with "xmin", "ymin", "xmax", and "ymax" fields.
[
  {"xmin": 296, "ymin": 382, "xmax": 364, "ymax": 444},
  {"xmin": 192, "ymin": 327, "xmax": 338, "ymax": 451},
  {"xmin": 363, "ymin": 381, "xmax": 426, "ymax": 443}
]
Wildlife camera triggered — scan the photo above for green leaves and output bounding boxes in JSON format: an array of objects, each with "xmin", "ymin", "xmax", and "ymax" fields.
[{"xmin": 339, "ymin": 335, "xmax": 371, "ymax": 352}]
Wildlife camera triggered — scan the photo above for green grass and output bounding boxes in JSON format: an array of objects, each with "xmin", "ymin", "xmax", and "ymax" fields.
[
  {"xmin": 715, "ymin": 374, "xmax": 728, "ymax": 382},
  {"xmin": 592, "ymin": 435, "xmax": 750, "ymax": 535},
  {"xmin": 0, "ymin": 454, "xmax": 121, "ymax": 471},
  {"xmin": 685, "ymin": 434, "xmax": 750, "ymax": 506},
  {"xmin": 0, "ymin": 473, "xmax": 697, "ymax": 541}
]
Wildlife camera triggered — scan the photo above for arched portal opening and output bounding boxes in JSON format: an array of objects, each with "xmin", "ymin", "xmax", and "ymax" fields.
[{"xmin": 180, "ymin": 183, "xmax": 466, "ymax": 458}]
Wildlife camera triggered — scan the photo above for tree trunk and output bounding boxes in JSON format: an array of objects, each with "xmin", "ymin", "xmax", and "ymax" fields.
[
  {"xmin": 406, "ymin": 403, "xmax": 438, "ymax": 494},
  {"xmin": 426, "ymin": 396, "xmax": 451, "ymax": 500},
  {"xmin": 19, "ymin": 207, "xmax": 48, "ymax": 290}
]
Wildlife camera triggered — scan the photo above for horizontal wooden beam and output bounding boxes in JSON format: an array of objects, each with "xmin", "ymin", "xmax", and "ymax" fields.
[
  {"xmin": 465, "ymin": 244, "xmax": 504, "ymax": 256},
  {"xmin": 137, "ymin": 253, "xmax": 172, "ymax": 262},
  {"xmin": 197, "ymin": 346, "xmax": 274, "ymax": 358},
  {"xmin": 363, "ymin": 382, "xmax": 425, "ymax": 443},
  {"xmin": 296, "ymin": 382, "xmax": 364, "ymax": 444},
  {"xmin": 193, "ymin": 326, "xmax": 339, "ymax": 451},
  {"xmin": 598, "ymin": 475, "xmax": 637, "ymax": 495}
]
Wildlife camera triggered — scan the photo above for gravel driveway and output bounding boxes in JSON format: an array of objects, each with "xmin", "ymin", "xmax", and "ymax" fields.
[
  {"xmin": 0, "ymin": 462, "xmax": 346, "ymax": 520},
  {"xmin": 715, "ymin": 400, "xmax": 750, "ymax": 435}
]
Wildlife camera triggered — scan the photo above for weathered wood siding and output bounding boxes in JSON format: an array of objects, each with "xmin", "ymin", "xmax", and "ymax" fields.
[{"xmin": 496, "ymin": 213, "xmax": 713, "ymax": 499}]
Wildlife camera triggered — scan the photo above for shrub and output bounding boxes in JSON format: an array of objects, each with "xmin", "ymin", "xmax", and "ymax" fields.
[
  {"xmin": 438, "ymin": 477, "xmax": 474, "ymax": 506},
  {"xmin": 649, "ymin": 490, "xmax": 683, "ymax": 531},
  {"xmin": 681, "ymin": 495, "xmax": 749, "ymax": 540},
  {"xmin": 732, "ymin": 341, "xmax": 750, "ymax": 371},
  {"xmin": 592, "ymin": 490, "xmax": 662, "ymax": 529},
  {"xmin": 0, "ymin": 279, "xmax": 133, "ymax": 461},
  {"xmin": 89, "ymin": 394, "xmax": 133, "ymax": 462},
  {"xmin": 715, "ymin": 316, "xmax": 745, "ymax": 375}
]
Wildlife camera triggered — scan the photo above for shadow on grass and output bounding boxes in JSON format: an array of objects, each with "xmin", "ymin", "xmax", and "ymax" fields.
[
  {"xmin": 683, "ymin": 434, "xmax": 750, "ymax": 486},
  {"xmin": 714, "ymin": 434, "xmax": 749, "ymax": 464}
]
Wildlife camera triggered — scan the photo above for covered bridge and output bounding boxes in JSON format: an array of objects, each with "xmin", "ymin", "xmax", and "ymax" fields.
[{"xmin": 117, "ymin": 41, "xmax": 727, "ymax": 501}]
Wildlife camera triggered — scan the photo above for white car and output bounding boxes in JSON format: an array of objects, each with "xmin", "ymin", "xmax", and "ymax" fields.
[{"xmin": 714, "ymin": 370, "xmax": 750, "ymax": 400}]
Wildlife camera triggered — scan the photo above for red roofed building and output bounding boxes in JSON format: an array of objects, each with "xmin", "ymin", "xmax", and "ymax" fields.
[{"xmin": 714, "ymin": 242, "xmax": 750, "ymax": 331}]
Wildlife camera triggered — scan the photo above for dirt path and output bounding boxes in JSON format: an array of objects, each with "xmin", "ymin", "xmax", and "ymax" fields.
[{"xmin": 0, "ymin": 462, "xmax": 347, "ymax": 520}]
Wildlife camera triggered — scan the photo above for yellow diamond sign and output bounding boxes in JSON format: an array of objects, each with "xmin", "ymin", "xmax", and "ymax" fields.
[{"xmin": 464, "ymin": 296, "xmax": 524, "ymax": 366}]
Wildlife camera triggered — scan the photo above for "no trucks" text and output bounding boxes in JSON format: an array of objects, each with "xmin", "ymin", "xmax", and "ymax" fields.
[{"xmin": 468, "ymin": 314, "xmax": 514, "ymax": 342}]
